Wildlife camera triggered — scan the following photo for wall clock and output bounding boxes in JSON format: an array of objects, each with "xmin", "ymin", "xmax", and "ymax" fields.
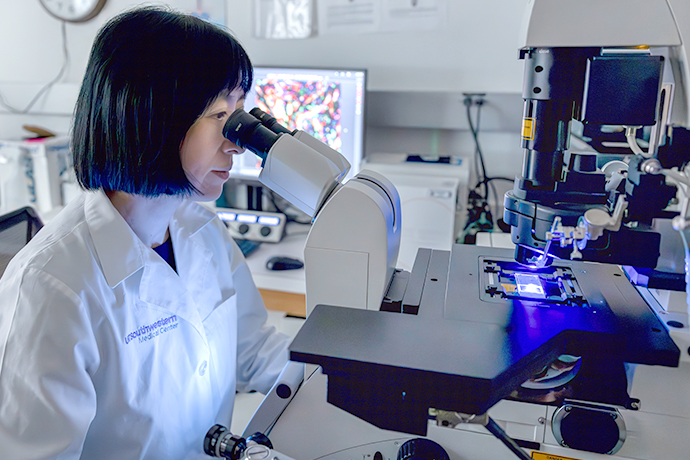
[{"xmin": 39, "ymin": 0, "xmax": 107, "ymax": 23}]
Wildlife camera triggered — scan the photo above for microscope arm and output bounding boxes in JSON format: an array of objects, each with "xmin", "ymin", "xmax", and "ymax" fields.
[{"xmin": 222, "ymin": 108, "xmax": 403, "ymax": 442}]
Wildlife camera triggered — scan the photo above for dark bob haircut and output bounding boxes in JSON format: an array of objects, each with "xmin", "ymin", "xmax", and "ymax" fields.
[{"xmin": 72, "ymin": 6, "xmax": 253, "ymax": 196}]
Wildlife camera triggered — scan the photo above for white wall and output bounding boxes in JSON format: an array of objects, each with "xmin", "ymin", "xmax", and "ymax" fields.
[
  {"xmin": 227, "ymin": 0, "xmax": 526, "ymax": 93},
  {"xmin": 0, "ymin": 0, "xmax": 527, "ymax": 197},
  {"xmin": 0, "ymin": 0, "xmax": 189, "ymax": 138},
  {"xmin": 0, "ymin": 0, "xmax": 527, "ymax": 133},
  {"xmin": 0, "ymin": 0, "xmax": 527, "ymax": 90}
]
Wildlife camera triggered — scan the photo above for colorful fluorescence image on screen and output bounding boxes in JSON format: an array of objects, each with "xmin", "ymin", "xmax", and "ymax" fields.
[{"xmin": 254, "ymin": 76, "xmax": 342, "ymax": 152}]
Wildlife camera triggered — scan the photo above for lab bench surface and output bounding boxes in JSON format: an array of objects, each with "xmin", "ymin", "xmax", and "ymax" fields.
[{"xmin": 242, "ymin": 222, "xmax": 309, "ymax": 317}]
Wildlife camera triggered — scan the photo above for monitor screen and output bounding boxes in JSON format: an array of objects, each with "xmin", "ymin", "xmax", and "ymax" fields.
[{"xmin": 231, "ymin": 66, "xmax": 367, "ymax": 181}]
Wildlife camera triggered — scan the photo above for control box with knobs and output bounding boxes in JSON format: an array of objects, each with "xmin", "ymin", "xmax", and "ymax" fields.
[{"xmin": 216, "ymin": 208, "xmax": 287, "ymax": 243}]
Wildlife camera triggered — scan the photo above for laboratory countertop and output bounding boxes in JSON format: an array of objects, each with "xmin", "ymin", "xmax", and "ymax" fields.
[{"xmin": 243, "ymin": 222, "xmax": 310, "ymax": 295}]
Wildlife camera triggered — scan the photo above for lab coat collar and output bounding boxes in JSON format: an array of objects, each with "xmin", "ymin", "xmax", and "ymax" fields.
[
  {"xmin": 170, "ymin": 200, "xmax": 217, "ymax": 241},
  {"xmin": 85, "ymin": 190, "xmax": 147, "ymax": 288},
  {"xmin": 85, "ymin": 191, "xmax": 217, "ymax": 288},
  {"xmin": 86, "ymin": 191, "xmax": 221, "ymax": 342}
]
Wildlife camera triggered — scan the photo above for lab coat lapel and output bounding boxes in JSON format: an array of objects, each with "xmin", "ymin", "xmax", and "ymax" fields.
[
  {"xmin": 169, "ymin": 202, "xmax": 223, "ymax": 322},
  {"xmin": 137, "ymin": 258, "xmax": 207, "ymax": 340},
  {"xmin": 138, "ymin": 201, "xmax": 221, "ymax": 339},
  {"xmin": 86, "ymin": 191, "xmax": 209, "ymax": 340},
  {"xmin": 173, "ymin": 236, "xmax": 217, "ymax": 321}
]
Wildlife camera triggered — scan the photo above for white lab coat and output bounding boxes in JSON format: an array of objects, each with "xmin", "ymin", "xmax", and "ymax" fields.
[{"xmin": 0, "ymin": 190, "xmax": 290, "ymax": 459}]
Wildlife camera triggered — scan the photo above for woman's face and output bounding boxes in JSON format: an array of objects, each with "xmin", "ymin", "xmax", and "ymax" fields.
[{"xmin": 180, "ymin": 87, "xmax": 246, "ymax": 201}]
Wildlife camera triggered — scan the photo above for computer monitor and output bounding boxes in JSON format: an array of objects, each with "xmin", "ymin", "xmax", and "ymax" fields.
[{"xmin": 231, "ymin": 66, "xmax": 367, "ymax": 181}]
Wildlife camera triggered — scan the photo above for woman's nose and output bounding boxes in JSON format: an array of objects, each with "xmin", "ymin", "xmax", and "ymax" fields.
[{"xmin": 222, "ymin": 138, "xmax": 244, "ymax": 155}]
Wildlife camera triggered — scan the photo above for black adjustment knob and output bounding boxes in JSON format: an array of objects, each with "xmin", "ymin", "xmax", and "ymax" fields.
[
  {"xmin": 570, "ymin": 152, "xmax": 597, "ymax": 172},
  {"xmin": 260, "ymin": 226, "xmax": 271, "ymax": 237},
  {"xmin": 203, "ymin": 424, "xmax": 246, "ymax": 459},
  {"xmin": 245, "ymin": 432, "xmax": 273, "ymax": 449},
  {"xmin": 238, "ymin": 223, "xmax": 250, "ymax": 234},
  {"xmin": 397, "ymin": 438, "xmax": 450, "ymax": 460}
]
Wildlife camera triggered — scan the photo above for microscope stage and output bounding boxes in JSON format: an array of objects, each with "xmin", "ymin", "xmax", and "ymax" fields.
[{"xmin": 289, "ymin": 245, "xmax": 680, "ymax": 435}]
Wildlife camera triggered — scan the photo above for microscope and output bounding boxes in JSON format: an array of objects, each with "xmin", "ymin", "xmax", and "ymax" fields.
[
  {"xmin": 205, "ymin": 2, "xmax": 690, "ymax": 459},
  {"xmin": 203, "ymin": 105, "xmax": 402, "ymax": 457}
]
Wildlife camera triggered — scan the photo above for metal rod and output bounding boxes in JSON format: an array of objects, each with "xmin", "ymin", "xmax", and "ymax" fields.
[{"xmin": 484, "ymin": 416, "xmax": 533, "ymax": 460}]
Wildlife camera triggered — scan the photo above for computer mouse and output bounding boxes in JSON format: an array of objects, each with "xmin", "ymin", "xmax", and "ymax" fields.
[{"xmin": 266, "ymin": 256, "xmax": 304, "ymax": 271}]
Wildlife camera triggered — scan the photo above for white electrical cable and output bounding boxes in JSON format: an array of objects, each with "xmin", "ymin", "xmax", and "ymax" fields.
[
  {"xmin": 624, "ymin": 126, "xmax": 652, "ymax": 157},
  {"xmin": 0, "ymin": 20, "xmax": 69, "ymax": 114}
]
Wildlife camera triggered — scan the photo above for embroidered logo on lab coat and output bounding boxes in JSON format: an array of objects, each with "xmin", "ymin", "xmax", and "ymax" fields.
[{"xmin": 124, "ymin": 315, "xmax": 179, "ymax": 344}]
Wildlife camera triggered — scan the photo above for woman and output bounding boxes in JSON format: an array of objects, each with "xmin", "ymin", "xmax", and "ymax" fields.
[{"xmin": 0, "ymin": 6, "xmax": 290, "ymax": 459}]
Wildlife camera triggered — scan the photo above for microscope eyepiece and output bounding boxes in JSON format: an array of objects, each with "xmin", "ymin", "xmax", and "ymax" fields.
[
  {"xmin": 223, "ymin": 109, "xmax": 280, "ymax": 161},
  {"xmin": 249, "ymin": 107, "xmax": 294, "ymax": 135}
]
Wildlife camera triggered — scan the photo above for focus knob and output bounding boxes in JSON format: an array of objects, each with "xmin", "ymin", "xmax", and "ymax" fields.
[{"xmin": 397, "ymin": 438, "xmax": 449, "ymax": 460}]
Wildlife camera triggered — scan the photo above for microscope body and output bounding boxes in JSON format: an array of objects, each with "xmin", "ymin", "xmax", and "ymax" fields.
[
  {"xmin": 504, "ymin": 0, "xmax": 690, "ymax": 270},
  {"xmin": 504, "ymin": 46, "xmax": 672, "ymax": 267},
  {"xmin": 212, "ymin": 107, "xmax": 402, "ymax": 458}
]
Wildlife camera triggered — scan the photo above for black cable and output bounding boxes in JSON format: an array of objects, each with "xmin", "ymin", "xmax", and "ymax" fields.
[
  {"xmin": 465, "ymin": 98, "xmax": 489, "ymax": 201},
  {"xmin": 488, "ymin": 180, "xmax": 498, "ymax": 227},
  {"xmin": 464, "ymin": 97, "xmax": 519, "ymax": 233},
  {"xmin": 469, "ymin": 100, "xmax": 503, "ymax": 226},
  {"xmin": 472, "ymin": 107, "xmax": 483, "ymax": 198},
  {"xmin": 472, "ymin": 176, "xmax": 514, "ymax": 191},
  {"xmin": 475, "ymin": 176, "xmax": 515, "ymax": 227},
  {"xmin": 485, "ymin": 416, "xmax": 533, "ymax": 460},
  {"xmin": 475, "ymin": 102, "xmax": 497, "ymax": 209},
  {"xmin": 0, "ymin": 20, "xmax": 69, "ymax": 114},
  {"xmin": 486, "ymin": 176, "xmax": 515, "ymax": 184},
  {"xmin": 461, "ymin": 95, "xmax": 496, "ymax": 240}
]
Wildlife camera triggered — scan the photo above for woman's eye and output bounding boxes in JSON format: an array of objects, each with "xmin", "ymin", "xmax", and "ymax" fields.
[{"xmin": 213, "ymin": 111, "xmax": 227, "ymax": 120}]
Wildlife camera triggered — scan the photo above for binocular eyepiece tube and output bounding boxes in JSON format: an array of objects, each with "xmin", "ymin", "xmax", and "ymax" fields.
[
  {"xmin": 223, "ymin": 110, "xmax": 279, "ymax": 162},
  {"xmin": 223, "ymin": 106, "xmax": 350, "ymax": 218},
  {"xmin": 222, "ymin": 108, "xmax": 296, "ymax": 163},
  {"xmin": 249, "ymin": 107, "xmax": 293, "ymax": 135}
]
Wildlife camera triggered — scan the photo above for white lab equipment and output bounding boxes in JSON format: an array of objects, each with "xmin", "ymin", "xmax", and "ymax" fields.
[
  {"xmin": 231, "ymin": 1, "xmax": 690, "ymax": 460},
  {"xmin": 0, "ymin": 137, "xmax": 68, "ymax": 217},
  {"xmin": 216, "ymin": 107, "xmax": 402, "ymax": 452},
  {"xmin": 363, "ymin": 153, "xmax": 469, "ymax": 271},
  {"xmin": 303, "ymin": 169, "xmax": 400, "ymax": 315}
]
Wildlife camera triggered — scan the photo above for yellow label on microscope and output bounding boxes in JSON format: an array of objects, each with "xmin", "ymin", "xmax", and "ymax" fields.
[
  {"xmin": 522, "ymin": 117, "xmax": 535, "ymax": 140},
  {"xmin": 532, "ymin": 452, "xmax": 583, "ymax": 460}
]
